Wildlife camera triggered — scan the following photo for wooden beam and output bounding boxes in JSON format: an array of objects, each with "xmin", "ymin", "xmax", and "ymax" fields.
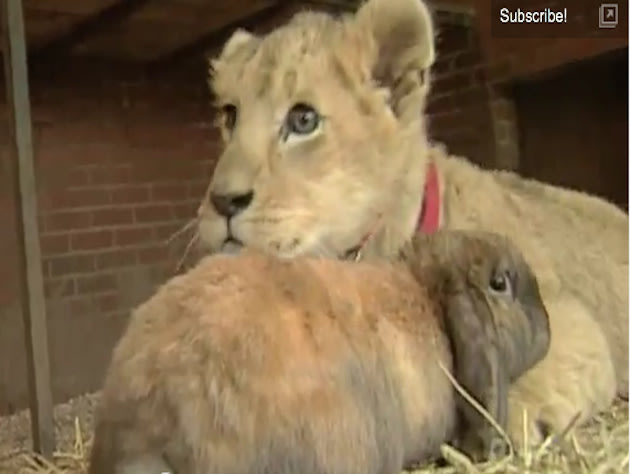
[
  {"xmin": 148, "ymin": 2, "xmax": 287, "ymax": 69},
  {"xmin": 1, "ymin": 0, "xmax": 55, "ymax": 459},
  {"xmin": 431, "ymin": 1, "xmax": 475, "ymax": 17},
  {"xmin": 300, "ymin": 0, "xmax": 475, "ymax": 16},
  {"xmin": 299, "ymin": 0, "xmax": 359, "ymax": 12},
  {"xmin": 31, "ymin": 0, "xmax": 154, "ymax": 60},
  {"xmin": 433, "ymin": 4, "xmax": 475, "ymax": 27}
]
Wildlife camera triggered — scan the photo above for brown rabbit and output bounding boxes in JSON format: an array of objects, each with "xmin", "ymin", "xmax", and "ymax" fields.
[{"xmin": 87, "ymin": 230, "xmax": 550, "ymax": 474}]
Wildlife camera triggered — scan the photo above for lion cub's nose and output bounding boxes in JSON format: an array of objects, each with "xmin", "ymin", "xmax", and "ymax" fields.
[{"xmin": 210, "ymin": 191, "xmax": 254, "ymax": 218}]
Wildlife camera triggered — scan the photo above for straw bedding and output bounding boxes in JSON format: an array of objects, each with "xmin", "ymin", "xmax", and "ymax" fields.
[{"xmin": 0, "ymin": 391, "xmax": 627, "ymax": 474}]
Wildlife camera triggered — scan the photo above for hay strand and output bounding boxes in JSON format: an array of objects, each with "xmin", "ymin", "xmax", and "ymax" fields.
[{"xmin": 0, "ymin": 391, "xmax": 627, "ymax": 474}]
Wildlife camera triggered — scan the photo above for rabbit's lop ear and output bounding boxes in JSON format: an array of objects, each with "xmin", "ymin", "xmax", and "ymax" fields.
[{"xmin": 442, "ymin": 292, "xmax": 509, "ymax": 462}]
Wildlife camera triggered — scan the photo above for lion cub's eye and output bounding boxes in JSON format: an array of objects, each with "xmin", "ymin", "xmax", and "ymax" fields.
[
  {"xmin": 221, "ymin": 104, "xmax": 238, "ymax": 131},
  {"xmin": 285, "ymin": 103, "xmax": 320, "ymax": 136}
]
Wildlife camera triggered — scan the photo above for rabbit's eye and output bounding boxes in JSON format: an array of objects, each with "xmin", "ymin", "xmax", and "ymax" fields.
[{"xmin": 489, "ymin": 270, "xmax": 512, "ymax": 296}]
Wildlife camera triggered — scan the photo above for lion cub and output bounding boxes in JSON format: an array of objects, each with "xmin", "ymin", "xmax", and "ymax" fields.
[
  {"xmin": 199, "ymin": 0, "xmax": 628, "ymax": 447},
  {"xmin": 88, "ymin": 230, "xmax": 549, "ymax": 474}
]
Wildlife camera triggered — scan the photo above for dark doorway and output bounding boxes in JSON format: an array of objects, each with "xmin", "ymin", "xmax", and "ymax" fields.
[{"xmin": 514, "ymin": 47, "xmax": 628, "ymax": 209}]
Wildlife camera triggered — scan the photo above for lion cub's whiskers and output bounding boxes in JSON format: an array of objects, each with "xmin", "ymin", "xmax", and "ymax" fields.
[
  {"xmin": 164, "ymin": 218, "xmax": 198, "ymax": 246},
  {"xmin": 161, "ymin": 218, "xmax": 200, "ymax": 273},
  {"xmin": 176, "ymin": 233, "xmax": 200, "ymax": 272}
]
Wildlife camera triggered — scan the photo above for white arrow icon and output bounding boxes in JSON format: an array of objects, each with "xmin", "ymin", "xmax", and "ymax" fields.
[{"xmin": 599, "ymin": 3, "xmax": 618, "ymax": 28}]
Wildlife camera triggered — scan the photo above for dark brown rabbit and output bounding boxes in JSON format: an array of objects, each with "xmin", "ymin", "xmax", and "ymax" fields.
[
  {"xmin": 88, "ymin": 230, "xmax": 550, "ymax": 474},
  {"xmin": 403, "ymin": 231, "xmax": 551, "ymax": 460}
]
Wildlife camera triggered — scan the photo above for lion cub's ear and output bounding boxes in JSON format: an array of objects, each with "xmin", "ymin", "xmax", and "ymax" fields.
[
  {"xmin": 208, "ymin": 28, "xmax": 258, "ymax": 77},
  {"xmin": 355, "ymin": 0, "xmax": 435, "ymax": 80},
  {"xmin": 221, "ymin": 28, "xmax": 258, "ymax": 58}
]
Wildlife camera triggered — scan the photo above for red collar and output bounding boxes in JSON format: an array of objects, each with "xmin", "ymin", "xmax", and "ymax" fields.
[{"xmin": 416, "ymin": 161, "xmax": 440, "ymax": 234}]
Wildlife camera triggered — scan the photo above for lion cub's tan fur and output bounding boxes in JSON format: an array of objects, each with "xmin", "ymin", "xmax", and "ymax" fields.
[{"xmin": 198, "ymin": 0, "xmax": 628, "ymax": 448}]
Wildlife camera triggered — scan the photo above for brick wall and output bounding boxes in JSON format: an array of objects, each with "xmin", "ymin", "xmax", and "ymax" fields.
[
  {"xmin": 0, "ymin": 0, "xmax": 357, "ymax": 416},
  {"xmin": 427, "ymin": 17, "xmax": 498, "ymax": 167},
  {"xmin": 427, "ymin": 15, "xmax": 519, "ymax": 169},
  {"xmin": 0, "ymin": 0, "xmax": 302, "ymax": 414},
  {"xmin": 0, "ymin": 61, "xmax": 218, "ymax": 414}
]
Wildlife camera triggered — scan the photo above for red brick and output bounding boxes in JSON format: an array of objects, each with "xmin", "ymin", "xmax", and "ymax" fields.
[
  {"xmin": 40, "ymin": 234, "xmax": 70, "ymax": 255},
  {"xmin": 173, "ymin": 202, "xmax": 197, "ymax": 220},
  {"xmin": 188, "ymin": 181, "xmax": 208, "ymax": 200},
  {"xmin": 454, "ymin": 51, "xmax": 482, "ymax": 69},
  {"xmin": 89, "ymin": 165, "xmax": 132, "ymax": 185},
  {"xmin": 452, "ymin": 87, "xmax": 488, "ymax": 108},
  {"xmin": 71, "ymin": 229, "xmax": 113, "ymax": 251},
  {"xmin": 199, "ymin": 126, "xmax": 221, "ymax": 142},
  {"xmin": 76, "ymin": 273, "xmax": 117, "ymax": 294},
  {"xmin": 44, "ymin": 210, "xmax": 93, "ymax": 232},
  {"xmin": 432, "ymin": 72, "xmax": 475, "ymax": 95},
  {"xmin": 48, "ymin": 254, "xmax": 95, "ymax": 276},
  {"xmin": 36, "ymin": 192, "xmax": 53, "ymax": 213},
  {"xmin": 44, "ymin": 278, "xmax": 75, "ymax": 299},
  {"xmin": 134, "ymin": 204, "xmax": 173, "ymax": 223},
  {"xmin": 126, "ymin": 122, "xmax": 206, "ymax": 149},
  {"xmin": 443, "ymin": 126, "xmax": 479, "ymax": 141},
  {"xmin": 137, "ymin": 245, "xmax": 168, "ymax": 264},
  {"xmin": 66, "ymin": 168, "xmax": 90, "ymax": 187},
  {"xmin": 95, "ymin": 249, "xmax": 138, "ymax": 270},
  {"xmin": 428, "ymin": 111, "xmax": 466, "ymax": 131},
  {"xmin": 68, "ymin": 296, "xmax": 96, "ymax": 314},
  {"xmin": 131, "ymin": 160, "xmax": 200, "ymax": 183},
  {"xmin": 150, "ymin": 183, "xmax": 188, "ymax": 201},
  {"xmin": 47, "ymin": 188, "xmax": 111, "ymax": 209},
  {"xmin": 110, "ymin": 185, "xmax": 150, "ymax": 204},
  {"xmin": 432, "ymin": 57, "xmax": 454, "ymax": 77},
  {"xmin": 40, "ymin": 139, "xmax": 123, "ymax": 167},
  {"xmin": 436, "ymin": 24, "xmax": 470, "ymax": 51},
  {"xmin": 426, "ymin": 95, "xmax": 456, "ymax": 115},
  {"xmin": 198, "ymin": 160, "xmax": 216, "ymax": 178},
  {"xmin": 92, "ymin": 207, "xmax": 134, "ymax": 227},
  {"xmin": 115, "ymin": 227, "xmax": 154, "ymax": 247},
  {"xmin": 95, "ymin": 292, "xmax": 119, "ymax": 312}
]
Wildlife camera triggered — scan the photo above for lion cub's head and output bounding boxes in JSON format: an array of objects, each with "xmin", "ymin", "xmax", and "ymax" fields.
[{"xmin": 198, "ymin": 0, "xmax": 436, "ymax": 259}]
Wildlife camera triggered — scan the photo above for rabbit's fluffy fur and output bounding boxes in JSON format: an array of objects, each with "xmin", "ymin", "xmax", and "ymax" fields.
[{"xmin": 88, "ymin": 230, "xmax": 550, "ymax": 474}]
